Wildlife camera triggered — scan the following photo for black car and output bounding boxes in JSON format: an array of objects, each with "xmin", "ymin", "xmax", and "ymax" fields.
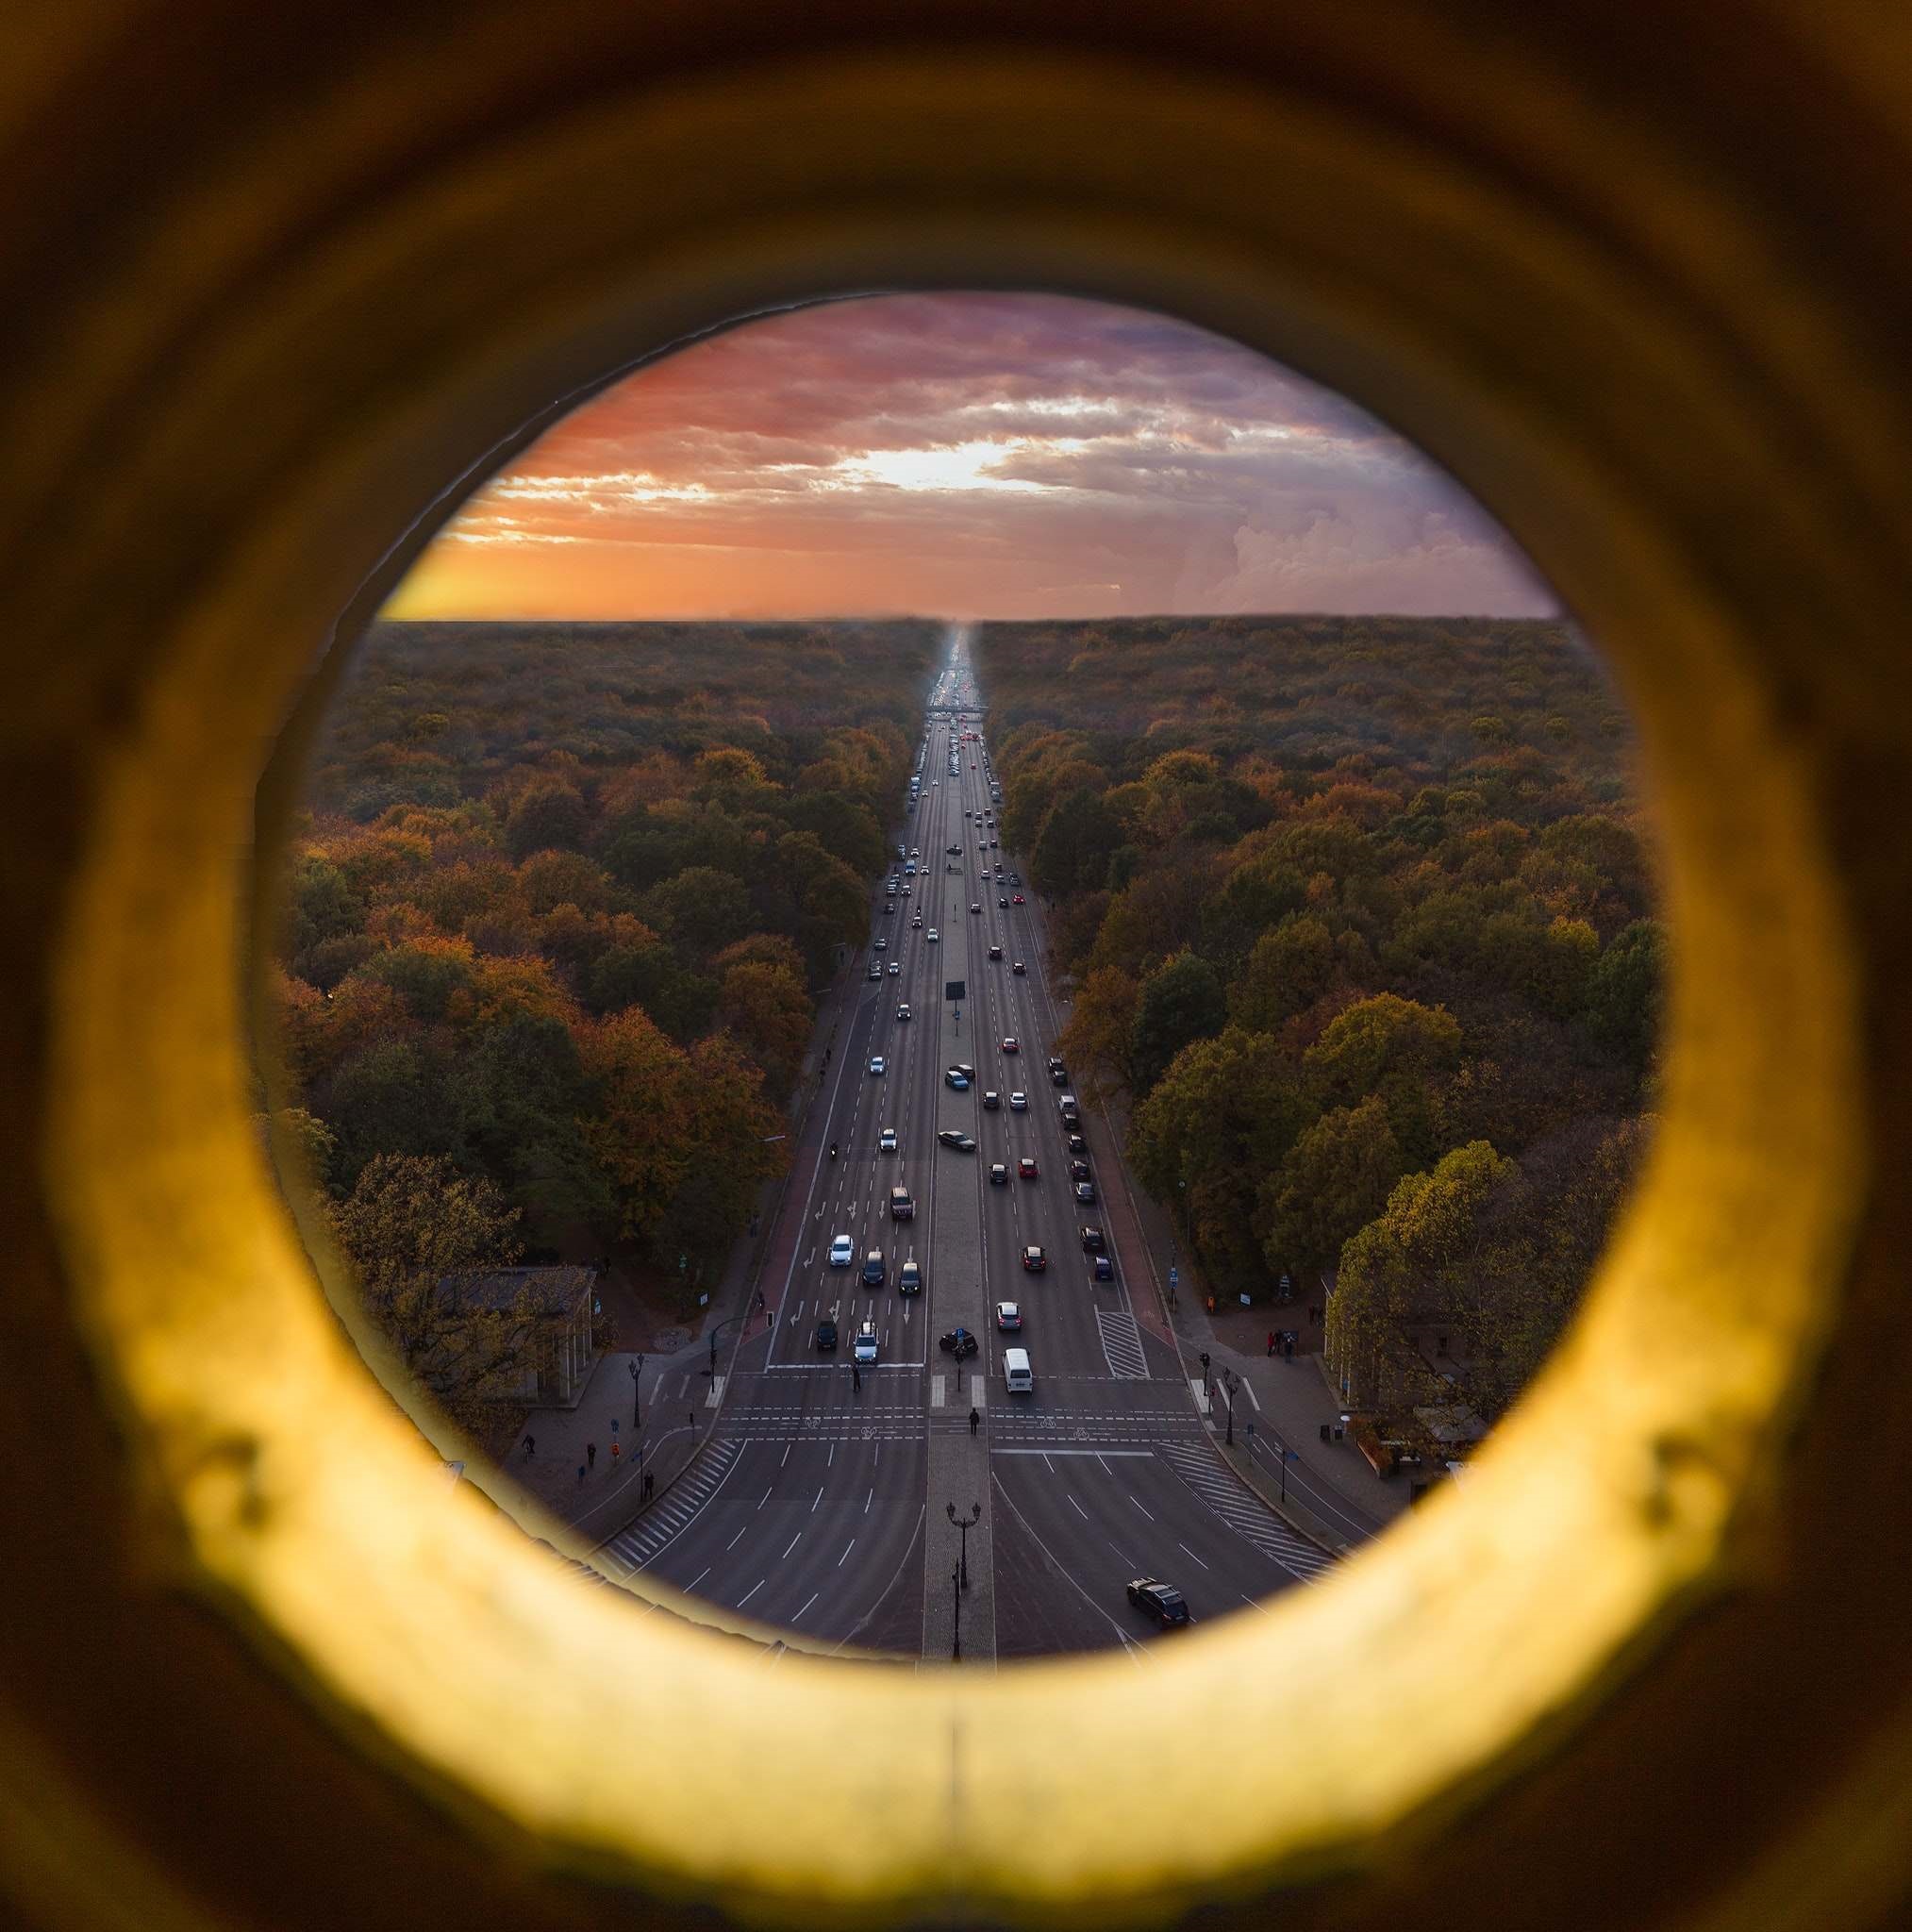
[
  {"xmin": 997, "ymin": 894, "xmax": 1008, "ymax": 908},
  {"xmin": 937, "ymin": 1128, "xmax": 978, "ymax": 1152},
  {"xmin": 1070, "ymin": 1158, "xmax": 1092, "ymax": 1183},
  {"xmin": 989, "ymin": 943, "xmax": 1003, "ymax": 960},
  {"xmin": 1050, "ymin": 1065, "xmax": 1070, "ymax": 1086},
  {"xmin": 1127, "ymin": 1577, "xmax": 1190, "ymax": 1627},
  {"xmin": 1074, "ymin": 1180, "xmax": 1098, "ymax": 1205},
  {"xmin": 1080, "ymin": 1224, "xmax": 1106, "ymax": 1253},
  {"xmin": 1012, "ymin": 960, "xmax": 1027, "ymax": 975},
  {"xmin": 1091, "ymin": 1254, "xmax": 1115, "ymax": 1281},
  {"xmin": 1067, "ymin": 1131, "xmax": 1088, "ymax": 1156},
  {"xmin": 939, "ymin": 1326, "xmax": 979, "ymax": 1359},
  {"xmin": 815, "ymin": 1319, "xmax": 839, "ymax": 1351}
]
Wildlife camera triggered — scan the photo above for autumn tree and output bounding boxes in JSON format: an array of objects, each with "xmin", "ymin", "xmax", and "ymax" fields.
[
  {"xmin": 1257, "ymin": 1096, "xmax": 1405, "ymax": 1281},
  {"xmin": 330, "ymin": 1152, "xmax": 528, "ymax": 1429},
  {"xmin": 503, "ymin": 778, "xmax": 589, "ymax": 860}
]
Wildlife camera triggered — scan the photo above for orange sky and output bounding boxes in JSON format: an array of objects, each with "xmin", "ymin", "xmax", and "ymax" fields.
[{"xmin": 385, "ymin": 292, "xmax": 1555, "ymax": 622}]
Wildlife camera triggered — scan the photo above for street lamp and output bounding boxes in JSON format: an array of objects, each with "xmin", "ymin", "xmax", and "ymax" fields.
[
  {"xmin": 952, "ymin": 1565, "xmax": 963, "ymax": 1661},
  {"xmin": 1199, "ymin": 1349, "xmax": 1212, "ymax": 1405},
  {"xmin": 947, "ymin": 1500, "xmax": 981, "ymax": 1590},
  {"xmin": 1221, "ymin": 1366, "xmax": 1237, "ymax": 1447},
  {"xmin": 627, "ymin": 1353, "xmax": 642, "ymax": 1428}
]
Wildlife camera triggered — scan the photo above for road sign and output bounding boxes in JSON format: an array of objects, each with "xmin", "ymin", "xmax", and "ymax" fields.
[
  {"xmin": 1169, "ymin": 1266, "xmax": 1179, "ymax": 1288},
  {"xmin": 945, "ymin": 979, "xmax": 966, "ymax": 1001}
]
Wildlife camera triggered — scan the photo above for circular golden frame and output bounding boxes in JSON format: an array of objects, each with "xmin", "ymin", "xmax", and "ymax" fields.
[{"xmin": 8, "ymin": 21, "xmax": 1912, "ymax": 1932}]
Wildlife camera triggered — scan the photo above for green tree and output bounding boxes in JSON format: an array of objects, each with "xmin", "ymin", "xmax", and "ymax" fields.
[
  {"xmin": 1257, "ymin": 1096, "xmax": 1405, "ymax": 1280},
  {"xmin": 1304, "ymin": 992, "xmax": 1462, "ymax": 1166},
  {"xmin": 1228, "ymin": 915, "xmax": 1339, "ymax": 1033},
  {"xmin": 1129, "ymin": 948, "xmax": 1228, "ymax": 1094}
]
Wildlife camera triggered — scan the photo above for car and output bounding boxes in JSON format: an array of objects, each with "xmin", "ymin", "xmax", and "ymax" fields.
[
  {"xmin": 1008, "ymin": 1091, "xmax": 1027, "ymax": 1110},
  {"xmin": 1012, "ymin": 959, "xmax": 1026, "ymax": 975},
  {"xmin": 1075, "ymin": 1180, "xmax": 1098, "ymax": 1204},
  {"xmin": 873, "ymin": 937, "xmax": 888, "ymax": 951},
  {"xmin": 1009, "ymin": 873, "xmax": 1023, "ymax": 886},
  {"xmin": 946, "ymin": 844, "xmax": 962, "ymax": 856},
  {"xmin": 944, "ymin": 1068, "xmax": 970, "ymax": 1091},
  {"xmin": 1001, "ymin": 1036, "xmax": 1019, "ymax": 1054},
  {"xmin": 989, "ymin": 838, "xmax": 999, "ymax": 848},
  {"xmin": 895, "ymin": 843, "xmax": 906, "ymax": 858},
  {"xmin": 896, "ymin": 1004, "xmax": 911, "ymax": 1023},
  {"xmin": 861, "ymin": 1250, "xmax": 888, "ymax": 1290},
  {"xmin": 829, "ymin": 1234, "xmax": 855, "ymax": 1267},
  {"xmin": 889, "ymin": 960, "xmax": 902, "ymax": 975},
  {"xmin": 989, "ymin": 1161, "xmax": 1008, "ymax": 1185},
  {"xmin": 899, "ymin": 1258, "xmax": 922, "ymax": 1295},
  {"xmin": 882, "ymin": 900, "xmax": 895, "ymax": 914},
  {"xmin": 926, "ymin": 928, "xmax": 939, "ymax": 943},
  {"xmin": 815, "ymin": 1318, "xmax": 839, "ymax": 1351},
  {"xmin": 869, "ymin": 1055, "xmax": 886, "ymax": 1076},
  {"xmin": 1051, "ymin": 1065, "xmax": 1070, "ymax": 1086},
  {"xmin": 1022, "ymin": 1244, "xmax": 1047, "ymax": 1273},
  {"xmin": 939, "ymin": 1326, "xmax": 978, "ymax": 1359},
  {"xmin": 854, "ymin": 1322, "xmax": 879, "ymax": 1365},
  {"xmin": 998, "ymin": 894, "xmax": 1008, "ymax": 908},
  {"xmin": 1018, "ymin": 1156, "xmax": 1039, "ymax": 1179},
  {"xmin": 937, "ymin": 1128, "xmax": 977, "ymax": 1152},
  {"xmin": 988, "ymin": 943, "xmax": 1003, "ymax": 961},
  {"xmin": 899, "ymin": 880, "xmax": 911, "ymax": 892},
  {"xmin": 912, "ymin": 914, "xmax": 923, "ymax": 927},
  {"xmin": 1012, "ymin": 892, "xmax": 1025, "ymax": 905},
  {"xmin": 1091, "ymin": 1253, "xmax": 1115, "ymax": 1281},
  {"xmin": 867, "ymin": 961, "xmax": 882, "ymax": 980},
  {"xmin": 879, "ymin": 1126, "xmax": 898, "ymax": 1153},
  {"xmin": 982, "ymin": 1089, "xmax": 1000, "ymax": 1110},
  {"xmin": 953, "ymin": 1061, "xmax": 976, "ymax": 1083},
  {"xmin": 1070, "ymin": 1158, "xmax": 1091, "ymax": 1182},
  {"xmin": 1046, "ymin": 1055, "xmax": 1064, "ymax": 1072},
  {"xmin": 1126, "ymin": 1578, "xmax": 1189, "ymax": 1628},
  {"xmin": 909, "ymin": 847, "xmax": 919, "ymax": 858},
  {"xmin": 970, "ymin": 902, "xmax": 982, "ymax": 915},
  {"xmin": 995, "ymin": 1302, "xmax": 1022, "ymax": 1331},
  {"xmin": 1081, "ymin": 1224, "xmax": 1106, "ymax": 1253},
  {"xmin": 1067, "ymin": 1132, "xmax": 1088, "ymax": 1157}
]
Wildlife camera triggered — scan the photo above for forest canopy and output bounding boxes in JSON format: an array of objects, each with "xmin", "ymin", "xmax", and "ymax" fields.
[
  {"xmin": 973, "ymin": 614, "xmax": 1660, "ymax": 1420},
  {"xmin": 270, "ymin": 620, "xmax": 937, "ymax": 1323}
]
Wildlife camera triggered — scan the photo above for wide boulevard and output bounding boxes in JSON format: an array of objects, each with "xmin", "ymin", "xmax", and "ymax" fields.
[{"xmin": 597, "ymin": 631, "xmax": 1336, "ymax": 1659}]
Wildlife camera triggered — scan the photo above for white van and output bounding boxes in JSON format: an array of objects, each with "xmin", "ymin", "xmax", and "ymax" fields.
[{"xmin": 1003, "ymin": 1347, "xmax": 1034, "ymax": 1395}]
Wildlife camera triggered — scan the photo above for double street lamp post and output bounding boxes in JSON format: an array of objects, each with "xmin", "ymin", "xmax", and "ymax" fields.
[
  {"xmin": 952, "ymin": 1566, "xmax": 963, "ymax": 1661},
  {"xmin": 947, "ymin": 1500, "xmax": 981, "ymax": 1590},
  {"xmin": 1221, "ymin": 1366, "xmax": 1237, "ymax": 1447},
  {"xmin": 627, "ymin": 1353, "xmax": 643, "ymax": 1429}
]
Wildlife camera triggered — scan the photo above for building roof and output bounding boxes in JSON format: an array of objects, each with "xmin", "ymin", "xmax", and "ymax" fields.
[{"xmin": 433, "ymin": 1265, "xmax": 595, "ymax": 1317}]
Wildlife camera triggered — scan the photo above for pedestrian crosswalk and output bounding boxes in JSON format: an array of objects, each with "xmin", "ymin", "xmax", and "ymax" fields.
[
  {"xmin": 595, "ymin": 1438, "xmax": 744, "ymax": 1576},
  {"xmin": 1096, "ymin": 1307, "xmax": 1148, "ymax": 1379},
  {"xmin": 1155, "ymin": 1441, "xmax": 1336, "ymax": 1584}
]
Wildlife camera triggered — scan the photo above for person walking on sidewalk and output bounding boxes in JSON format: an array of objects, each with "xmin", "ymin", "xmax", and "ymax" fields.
[
  {"xmin": 522, "ymin": 1434, "xmax": 536, "ymax": 1460},
  {"xmin": 587, "ymin": 1441, "xmax": 597, "ymax": 1470},
  {"xmin": 1267, "ymin": 1330, "xmax": 1276, "ymax": 1357},
  {"xmin": 576, "ymin": 1462, "xmax": 586, "ymax": 1487},
  {"xmin": 970, "ymin": 1407, "xmax": 980, "ymax": 1437},
  {"xmin": 610, "ymin": 1440, "xmax": 620, "ymax": 1465}
]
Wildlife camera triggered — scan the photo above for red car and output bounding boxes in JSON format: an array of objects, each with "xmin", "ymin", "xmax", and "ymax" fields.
[
  {"xmin": 1001, "ymin": 1036, "xmax": 1019, "ymax": 1054},
  {"xmin": 1022, "ymin": 1244, "xmax": 1047, "ymax": 1273},
  {"xmin": 1012, "ymin": 893, "xmax": 1025, "ymax": 905},
  {"xmin": 1018, "ymin": 1155, "xmax": 1039, "ymax": 1179}
]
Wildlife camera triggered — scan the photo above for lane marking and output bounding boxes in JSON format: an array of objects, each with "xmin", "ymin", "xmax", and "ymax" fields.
[
  {"xmin": 726, "ymin": 1526, "xmax": 747, "ymax": 1551},
  {"xmin": 782, "ymin": 1532, "xmax": 802, "ymax": 1559},
  {"xmin": 838, "ymin": 1538, "xmax": 856, "ymax": 1568},
  {"xmin": 1176, "ymin": 1541, "xmax": 1212, "ymax": 1572},
  {"xmin": 794, "ymin": 1591, "xmax": 819, "ymax": 1623},
  {"xmin": 738, "ymin": 1578, "xmax": 765, "ymax": 1607}
]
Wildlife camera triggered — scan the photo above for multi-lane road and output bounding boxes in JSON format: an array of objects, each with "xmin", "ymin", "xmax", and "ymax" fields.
[{"xmin": 598, "ymin": 633, "xmax": 1336, "ymax": 1657}]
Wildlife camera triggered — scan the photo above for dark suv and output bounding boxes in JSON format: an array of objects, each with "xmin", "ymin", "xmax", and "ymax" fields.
[
  {"xmin": 1127, "ymin": 1577, "xmax": 1190, "ymax": 1627},
  {"xmin": 815, "ymin": 1318, "xmax": 839, "ymax": 1351}
]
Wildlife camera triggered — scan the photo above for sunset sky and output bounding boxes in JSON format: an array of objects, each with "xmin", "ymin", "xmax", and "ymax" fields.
[{"xmin": 385, "ymin": 292, "xmax": 1557, "ymax": 622}]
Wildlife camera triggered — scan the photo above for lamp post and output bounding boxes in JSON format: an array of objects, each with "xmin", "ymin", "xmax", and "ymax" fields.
[
  {"xmin": 1199, "ymin": 1349, "xmax": 1212, "ymax": 1406},
  {"xmin": 952, "ymin": 1565, "xmax": 963, "ymax": 1661},
  {"xmin": 1221, "ymin": 1366, "xmax": 1237, "ymax": 1447},
  {"xmin": 627, "ymin": 1354, "xmax": 642, "ymax": 1428},
  {"xmin": 947, "ymin": 1500, "xmax": 981, "ymax": 1590}
]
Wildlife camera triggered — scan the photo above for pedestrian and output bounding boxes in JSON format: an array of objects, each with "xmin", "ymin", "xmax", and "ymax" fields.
[
  {"xmin": 852, "ymin": 1363, "xmax": 861, "ymax": 1391},
  {"xmin": 643, "ymin": 1470, "xmax": 655, "ymax": 1502},
  {"xmin": 689, "ymin": 1408, "xmax": 696, "ymax": 1434},
  {"xmin": 1268, "ymin": 1329, "xmax": 1276, "ymax": 1357},
  {"xmin": 522, "ymin": 1434, "xmax": 536, "ymax": 1460},
  {"xmin": 576, "ymin": 1463, "xmax": 586, "ymax": 1487},
  {"xmin": 610, "ymin": 1441, "xmax": 621, "ymax": 1463},
  {"xmin": 1284, "ymin": 1336, "xmax": 1294, "ymax": 1361},
  {"xmin": 587, "ymin": 1441, "xmax": 596, "ymax": 1470},
  {"xmin": 969, "ymin": 1407, "xmax": 980, "ymax": 1437}
]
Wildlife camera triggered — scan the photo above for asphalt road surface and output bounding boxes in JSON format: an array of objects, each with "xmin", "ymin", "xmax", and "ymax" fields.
[{"xmin": 600, "ymin": 629, "xmax": 1334, "ymax": 1657}]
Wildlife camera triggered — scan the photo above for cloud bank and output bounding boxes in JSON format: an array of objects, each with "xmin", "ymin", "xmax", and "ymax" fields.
[{"xmin": 387, "ymin": 292, "xmax": 1558, "ymax": 621}]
